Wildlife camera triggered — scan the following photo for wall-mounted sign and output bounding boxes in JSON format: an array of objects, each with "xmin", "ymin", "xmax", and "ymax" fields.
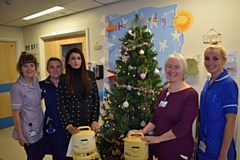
[
  {"xmin": 203, "ymin": 28, "xmax": 222, "ymax": 44},
  {"xmin": 225, "ymin": 51, "xmax": 237, "ymax": 79}
]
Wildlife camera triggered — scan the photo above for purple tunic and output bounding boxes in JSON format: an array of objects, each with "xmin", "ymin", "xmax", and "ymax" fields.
[
  {"xmin": 150, "ymin": 87, "xmax": 198, "ymax": 160},
  {"xmin": 10, "ymin": 76, "xmax": 44, "ymax": 144}
]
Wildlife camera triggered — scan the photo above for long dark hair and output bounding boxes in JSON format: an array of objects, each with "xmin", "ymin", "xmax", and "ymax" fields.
[{"xmin": 65, "ymin": 47, "xmax": 91, "ymax": 91}]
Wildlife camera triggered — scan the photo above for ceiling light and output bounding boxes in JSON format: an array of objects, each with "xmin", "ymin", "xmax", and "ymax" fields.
[{"xmin": 23, "ymin": 6, "xmax": 64, "ymax": 20}]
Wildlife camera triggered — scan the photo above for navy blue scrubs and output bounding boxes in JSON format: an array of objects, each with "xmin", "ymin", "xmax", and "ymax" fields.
[{"xmin": 40, "ymin": 76, "xmax": 69, "ymax": 160}]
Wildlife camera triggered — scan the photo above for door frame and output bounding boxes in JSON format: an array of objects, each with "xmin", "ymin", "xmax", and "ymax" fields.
[{"xmin": 38, "ymin": 27, "xmax": 89, "ymax": 79}]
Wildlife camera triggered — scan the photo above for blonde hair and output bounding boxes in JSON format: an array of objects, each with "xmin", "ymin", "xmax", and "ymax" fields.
[
  {"xmin": 204, "ymin": 40, "xmax": 226, "ymax": 59},
  {"xmin": 165, "ymin": 53, "xmax": 188, "ymax": 80}
]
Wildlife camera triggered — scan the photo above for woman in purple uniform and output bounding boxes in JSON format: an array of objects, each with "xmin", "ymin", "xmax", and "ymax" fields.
[{"xmin": 11, "ymin": 52, "xmax": 44, "ymax": 160}]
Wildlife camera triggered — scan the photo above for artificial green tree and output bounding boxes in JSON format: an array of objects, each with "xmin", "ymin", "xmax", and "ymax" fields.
[{"xmin": 96, "ymin": 14, "xmax": 167, "ymax": 159}]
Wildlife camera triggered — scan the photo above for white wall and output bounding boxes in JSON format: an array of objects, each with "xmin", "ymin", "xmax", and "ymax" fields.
[
  {"xmin": 22, "ymin": 7, "xmax": 106, "ymax": 79},
  {"xmin": 0, "ymin": 25, "xmax": 24, "ymax": 57},
  {"xmin": 16, "ymin": 0, "xmax": 240, "ymax": 158}
]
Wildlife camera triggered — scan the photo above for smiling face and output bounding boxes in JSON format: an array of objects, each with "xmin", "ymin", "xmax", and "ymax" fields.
[
  {"xmin": 204, "ymin": 48, "xmax": 226, "ymax": 79},
  {"xmin": 47, "ymin": 60, "xmax": 62, "ymax": 79},
  {"xmin": 67, "ymin": 52, "xmax": 82, "ymax": 69},
  {"xmin": 21, "ymin": 62, "xmax": 36, "ymax": 80},
  {"xmin": 165, "ymin": 57, "xmax": 183, "ymax": 83}
]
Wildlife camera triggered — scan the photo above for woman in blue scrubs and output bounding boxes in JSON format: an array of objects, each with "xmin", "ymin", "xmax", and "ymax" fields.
[
  {"xmin": 40, "ymin": 57, "xmax": 69, "ymax": 160},
  {"xmin": 198, "ymin": 41, "xmax": 238, "ymax": 160}
]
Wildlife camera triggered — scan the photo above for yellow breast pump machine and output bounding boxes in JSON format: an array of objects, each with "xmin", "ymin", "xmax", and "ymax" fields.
[
  {"xmin": 73, "ymin": 126, "xmax": 99, "ymax": 160},
  {"xmin": 124, "ymin": 131, "xmax": 148, "ymax": 160}
]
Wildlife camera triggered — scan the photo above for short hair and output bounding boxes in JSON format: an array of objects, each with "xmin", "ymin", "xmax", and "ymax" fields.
[
  {"xmin": 16, "ymin": 51, "xmax": 37, "ymax": 77},
  {"xmin": 204, "ymin": 41, "xmax": 226, "ymax": 59},
  {"xmin": 164, "ymin": 53, "xmax": 188, "ymax": 80},
  {"xmin": 46, "ymin": 57, "xmax": 62, "ymax": 68}
]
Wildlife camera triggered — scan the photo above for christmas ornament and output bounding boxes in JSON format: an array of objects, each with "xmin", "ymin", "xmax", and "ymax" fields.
[
  {"xmin": 105, "ymin": 124, "xmax": 110, "ymax": 128},
  {"xmin": 128, "ymin": 30, "xmax": 136, "ymax": 39},
  {"xmin": 127, "ymin": 84, "xmax": 132, "ymax": 91},
  {"xmin": 154, "ymin": 68, "xmax": 160, "ymax": 74},
  {"xmin": 104, "ymin": 96, "xmax": 109, "ymax": 101},
  {"xmin": 115, "ymin": 68, "xmax": 120, "ymax": 74},
  {"xmin": 123, "ymin": 100, "xmax": 129, "ymax": 108},
  {"xmin": 118, "ymin": 43, "xmax": 124, "ymax": 49},
  {"xmin": 139, "ymin": 49, "xmax": 144, "ymax": 55},
  {"xmin": 129, "ymin": 65, "xmax": 136, "ymax": 70},
  {"xmin": 140, "ymin": 120, "xmax": 146, "ymax": 127},
  {"xmin": 119, "ymin": 134, "xmax": 125, "ymax": 139},
  {"xmin": 140, "ymin": 73, "xmax": 146, "ymax": 79},
  {"xmin": 109, "ymin": 113, "xmax": 114, "ymax": 120},
  {"xmin": 122, "ymin": 52, "xmax": 130, "ymax": 62}
]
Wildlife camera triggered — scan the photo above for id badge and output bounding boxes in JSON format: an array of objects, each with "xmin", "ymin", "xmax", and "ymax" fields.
[
  {"xmin": 28, "ymin": 130, "xmax": 37, "ymax": 137},
  {"xmin": 199, "ymin": 141, "xmax": 206, "ymax": 153},
  {"xmin": 159, "ymin": 100, "xmax": 168, "ymax": 108},
  {"xmin": 46, "ymin": 126, "xmax": 56, "ymax": 134},
  {"xmin": 46, "ymin": 117, "xmax": 55, "ymax": 134}
]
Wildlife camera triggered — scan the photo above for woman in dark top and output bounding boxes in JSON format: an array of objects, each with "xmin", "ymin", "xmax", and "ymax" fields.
[
  {"xmin": 40, "ymin": 57, "xmax": 69, "ymax": 160},
  {"xmin": 128, "ymin": 53, "xmax": 198, "ymax": 160},
  {"xmin": 58, "ymin": 47, "xmax": 100, "ymax": 139}
]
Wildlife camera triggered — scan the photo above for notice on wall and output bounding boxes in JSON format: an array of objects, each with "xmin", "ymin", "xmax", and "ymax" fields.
[
  {"xmin": 203, "ymin": 28, "xmax": 222, "ymax": 44},
  {"xmin": 225, "ymin": 51, "xmax": 237, "ymax": 79}
]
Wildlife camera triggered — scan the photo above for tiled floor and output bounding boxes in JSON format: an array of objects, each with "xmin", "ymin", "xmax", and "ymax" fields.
[{"xmin": 0, "ymin": 126, "xmax": 51, "ymax": 160}]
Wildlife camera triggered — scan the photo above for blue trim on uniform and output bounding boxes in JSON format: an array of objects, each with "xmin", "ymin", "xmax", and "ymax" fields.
[
  {"xmin": 0, "ymin": 116, "xmax": 14, "ymax": 129},
  {"xmin": 0, "ymin": 83, "xmax": 14, "ymax": 92}
]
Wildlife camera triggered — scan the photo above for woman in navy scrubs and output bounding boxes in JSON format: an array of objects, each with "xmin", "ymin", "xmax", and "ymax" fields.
[
  {"xmin": 198, "ymin": 41, "xmax": 238, "ymax": 160},
  {"xmin": 40, "ymin": 57, "xmax": 69, "ymax": 160}
]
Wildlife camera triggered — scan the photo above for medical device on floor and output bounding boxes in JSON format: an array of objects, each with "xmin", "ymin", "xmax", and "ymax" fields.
[
  {"xmin": 73, "ymin": 126, "xmax": 99, "ymax": 160},
  {"xmin": 124, "ymin": 131, "xmax": 148, "ymax": 160}
]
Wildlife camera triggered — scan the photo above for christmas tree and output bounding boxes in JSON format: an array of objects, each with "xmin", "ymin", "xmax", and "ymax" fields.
[{"xmin": 96, "ymin": 14, "xmax": 167, "ymax": 159}]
